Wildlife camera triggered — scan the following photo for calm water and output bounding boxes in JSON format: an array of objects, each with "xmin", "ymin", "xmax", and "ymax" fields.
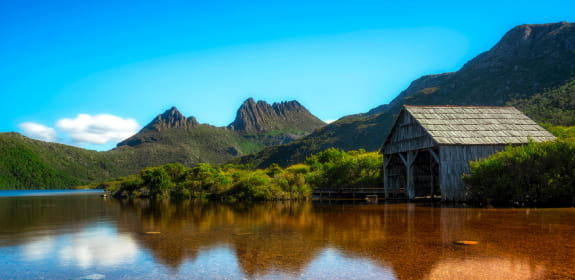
[{"xmin": 0, "ymin": 191, "xmax": 574, "ymax": 279}]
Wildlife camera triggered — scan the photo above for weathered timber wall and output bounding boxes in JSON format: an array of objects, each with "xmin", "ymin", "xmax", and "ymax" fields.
[
  {"xmin": 384, "ymin": 112, "xmax": 436, "ymax": 155},
  {"xmin": 439, "ymin": 145, "xmax": 506, "ymax": 201}
]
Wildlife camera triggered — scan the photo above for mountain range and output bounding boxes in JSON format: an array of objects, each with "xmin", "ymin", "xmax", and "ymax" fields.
[
  {"xmin": 0, "ymin": 99, "xmax": 325, "ymax": 189},
  {"xmin": 233, "ymin": 21, "xmax": 575, "ymax": 168},
  {"xmin": 1, "ymin": 21, "xmax": 574, "ymax": 189}
]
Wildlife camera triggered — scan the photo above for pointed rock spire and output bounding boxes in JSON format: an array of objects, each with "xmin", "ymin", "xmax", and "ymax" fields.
[
  {"xmin": 228, "ymin": 98, "xmax": 325, "ymax": 133},
  {"xmin": 144, "ymin": 106, "xmax": 199, "ymax": 131}
]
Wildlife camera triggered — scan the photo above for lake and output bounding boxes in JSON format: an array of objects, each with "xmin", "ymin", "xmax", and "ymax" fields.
[{"xmin": 0, "ymin": 191, "xmax": 574, "ymax": 279}]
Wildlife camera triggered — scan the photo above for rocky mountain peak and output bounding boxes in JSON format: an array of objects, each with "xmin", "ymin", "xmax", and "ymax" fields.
[
  {"xmin": 462, "ymin": 21, "xmax": 574, "ymax": 71},
  {"xmin": 144, "ymin": 106, "xmax": 199, "ymax": 131},
  {"xmin": 228, "ymin": 98, "xmax": 325, "ymax": 133},
  {"xmin": 117, "ymin": 106, "xmax": 199, "ymax": 147},
  {"xmin": 381, "ymin": 22, "xmax": 575, "ymax": 108}
]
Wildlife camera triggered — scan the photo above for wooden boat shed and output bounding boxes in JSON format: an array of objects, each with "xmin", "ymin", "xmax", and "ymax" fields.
[{"xmin": 381, "ymin": 105, "xmax": 556, "ymax": 201}]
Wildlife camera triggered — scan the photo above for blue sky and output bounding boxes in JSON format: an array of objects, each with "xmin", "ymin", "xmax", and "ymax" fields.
[{"xmin": 1, "ymin": 0, "xmax": 574, "ymax": 150}]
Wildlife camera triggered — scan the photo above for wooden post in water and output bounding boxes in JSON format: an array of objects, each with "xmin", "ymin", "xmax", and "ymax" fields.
[
  {"xmin": 429, "ymin": 148, "xmax": 440, "ymax": 199},
  {"xmin": 383, "ymin": 155, "xmax": 390, "ymax": 199},
  {"xmin": 399, "ymin": 151, "xmax": 418, "ymax": 200}
]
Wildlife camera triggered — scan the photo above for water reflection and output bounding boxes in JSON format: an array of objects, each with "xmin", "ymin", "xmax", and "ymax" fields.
[
  {"xmin": 20, "ymin": 226, "xmax": 138, "ymax": 269},
  {"xmin": 1, "ymin": 193, "xmax": 574, "ymax": 279},
  {"xmin": 113, "ymin": 199, "xmax": 575, "ymax": 279},
  {"xmin": 425, "ymin": 258, "xmax": 545, "ymax": 280}
]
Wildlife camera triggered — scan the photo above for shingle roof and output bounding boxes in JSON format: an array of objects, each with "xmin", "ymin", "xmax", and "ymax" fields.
[{"xmin": 404, "ymin": 105, "xmax": 556, "ymax": 145}]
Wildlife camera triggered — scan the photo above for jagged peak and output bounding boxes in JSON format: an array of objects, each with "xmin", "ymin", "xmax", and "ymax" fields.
[
  {"xmin": 166, "ymin": 106, "xmax": 181, "ymax": 114},
  {"xmin": 116, "ymin": 106, "xmax": 199, "ymax": 147},
  {"xmin": 272, "ymin": 100, "xmax": 303, "ymax": 109},
  {"xmin": 242, "ymin": 97, "xmax": 256, "ymax": 106},
  {"xmin": 187, "ymin": 116, "xmax": 199, "ymax": 127},
  {"xmin": 144, "ymin": 106, "xmax": 198, "ymax": 131},
  {"xmin": 228, "ymin": 98, "xmax": 324, "ymax": 133}
]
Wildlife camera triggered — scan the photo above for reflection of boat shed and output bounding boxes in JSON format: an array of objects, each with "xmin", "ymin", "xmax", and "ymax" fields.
[{"xmin": 381, "ymin": 105, "xmax": 556, "ymax": 201}]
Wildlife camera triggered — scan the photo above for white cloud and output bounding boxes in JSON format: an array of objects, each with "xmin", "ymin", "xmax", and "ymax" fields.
[
  {"xmin": 19, "ymin": 122, "xmax": 59, "ymax": 142},
  {"xmin": 56, "ymin": 114, "xmax": 140, "ymax": 145},
  {"xmin": 324, "ymin": 119, "xmax": 336, "ymax": 124}
]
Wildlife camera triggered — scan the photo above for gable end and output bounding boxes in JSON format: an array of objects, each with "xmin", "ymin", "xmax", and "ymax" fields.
[{"xmin": 382, "ymin": 108, "xmax": 438, "ymax": 155}]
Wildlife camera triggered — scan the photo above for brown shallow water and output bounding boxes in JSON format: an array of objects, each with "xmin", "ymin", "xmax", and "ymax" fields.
[{"xmin": 0, "ymin": 191, "xmax": 574, "ymax": 279}]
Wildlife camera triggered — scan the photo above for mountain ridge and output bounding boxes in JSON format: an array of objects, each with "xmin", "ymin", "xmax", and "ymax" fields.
[
  {"xmin": 1, "ymin": 98, "xmax": 327, "ymax": 189},
  {"xmin": 228, "ymin": 98, "xmax": 325, "ymax": 133},
  {"xmin": 144, "ymin": 106, "xmax": 200, "ymax": 131},
  {"xmin": 2, "ymin": 22, "xmax": 575, "ymax": 188},
  {"xmin": 118, "ymin": 99, "xmax": 325, "ymax": 149},
  {"xmin": 233, "ymin": 21, "xmax": 575, "ymax": 168}
]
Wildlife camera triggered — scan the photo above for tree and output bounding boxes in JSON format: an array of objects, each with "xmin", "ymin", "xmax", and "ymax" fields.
[{"xmin": 144, "ymin": 168, "xmax": 173, "ymax": 198}]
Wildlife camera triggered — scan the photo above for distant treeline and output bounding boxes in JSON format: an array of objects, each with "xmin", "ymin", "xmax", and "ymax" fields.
[{"xmin": 103, "ymin": 149, "xmax": 382, "ymax": 201}]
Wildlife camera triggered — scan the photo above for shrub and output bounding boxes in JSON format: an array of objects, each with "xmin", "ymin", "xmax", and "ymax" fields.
[
  {"xmin": 226, "ymin": 171, "xmax": 281, "ymax": 200},
  {"xmin": 142, "ymin": 167, "xmax": 173, "ymax": 199},
  {"xmin": 463, "ymin": 140, "xmax": 575, "ymax": 206},
  {"xmin": 105, "ymin": 149, "xmax": 382, "ymax": 201}
]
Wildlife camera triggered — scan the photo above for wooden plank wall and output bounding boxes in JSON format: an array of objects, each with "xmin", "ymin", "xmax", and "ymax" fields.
[
  {"xmin": 385, "ymin": 111, "xmax": 436, "ymax": 155},
  {"xmin": 439, "ymin": 145, "xmax": 506, "ymax": 201}
]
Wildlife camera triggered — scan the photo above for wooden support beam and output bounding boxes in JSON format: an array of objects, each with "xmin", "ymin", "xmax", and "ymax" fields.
[
  {"xmin": 398, "ymin": 153, "xmax": 408, "ymax": 167},
  {"xmin": 406, "ymin": 151, "xmax": 418, "ymax": 200},
  {"xmin": 428, "ymin": 148, "xmax": 440, "ymax": 164},
  {"xmin": 383, "ymin": 155, "xmax": 391, "ymax": 169},
  {"xmin": 408, "ymin": 151, "xmax": 419, "ymax": 165},
  {"xmin": 383, "ymin": 155, "xmax": 390, "ymax": 199}
]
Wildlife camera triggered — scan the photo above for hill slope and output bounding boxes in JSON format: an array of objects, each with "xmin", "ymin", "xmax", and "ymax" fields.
[
  {"xmin": 234, "ymin": 22, "xmax": 575, "ymax": 168},
  {"xmin": 510, "ymin": 79, "xmax": 575, "ymax": 126},
  {"xmin": 0, "ymin": 133, "xmax": 119, "ymax": 189},
  {"xmin": 115, "ymin": 99, "xmax": 325, "ymax": 169},
  {"xmin": 0, "ymin": 99, "xmax": 325, "ymax": 189}
]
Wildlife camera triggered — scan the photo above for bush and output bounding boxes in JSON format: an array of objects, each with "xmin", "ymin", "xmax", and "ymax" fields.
[
  {"xmin": 172, "ymin": 186, "xmax": 192, "ymax": 199},
  {"xmin": 304, "ymin": 148, "xmax": 382, "ymax": 189},
  {"xmin": 142, "ymin": 167, "xmax": 173, "ymax": 199},
  {"xmin": 463, "ymin": 140, "xmax": 575, "ymax": 207},
  {"xmin": 105, "ymin": 149, "xmax": 382, "ymax": 201},
  {"xmin": 226, "ymin": 171, "xmax": 282, "ymax": 201}
]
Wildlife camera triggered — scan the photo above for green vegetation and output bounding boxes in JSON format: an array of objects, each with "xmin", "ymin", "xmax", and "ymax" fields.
[
  {"xmin": 104, "ymin": 149, "xmax": 382, "ymax": 201},
  {"xmin": 544, "ymin": 125, "xmax": 575, "ymax": 141},
  {"xmin": 232, "ymin": 112, "xmax": 395, "ymax": 169},
  {"xmin": 509, "ymin": 80, "xmax": 575, "ymax": 126},
  {"xmin": 0, "ymin": 120, "xmax": 318, "ymax": 190},
  {"xmin": 236, "ymin": 77, "xmax": 575, "ymax": 171},
  {"xmin": 462, "ymin": 79, "xmax": 575, "ymax": 207},
  {"xmin": 0, "ymin": 139, "xmax": 81, "ymax": 189},
  {"xmin": 234, "ymin": 23, "xmax": 575, "ymax": 170},
  {"xmin": 0, "ymin": 99, "xmax": 327, "ymax": 190},
  {"xmin": 463, "ymin": 129, "xmax": 575, "ymax": 207},
  {"xmin": 463, "ymin": 80, "xmax": 575, "ymax": 206},
  {"xmin": 0, "ymin": 133, "xmax": 120, "ymax": 190},
  {"xmin": 304, "ymin": 148, "xmax": 383, "ymax": 189},
  {"xmin": 113, "ymin": 124, "xmax": 269, "ymax": 172},
  {"xmin": 3, "ymin": 25, "xmax": 575, "ymax": 191}
]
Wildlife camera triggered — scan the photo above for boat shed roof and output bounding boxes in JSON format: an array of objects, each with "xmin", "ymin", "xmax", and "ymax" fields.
[{"xmin": 382, "ymin": 105, "xmax": 556, "ymax": 153}]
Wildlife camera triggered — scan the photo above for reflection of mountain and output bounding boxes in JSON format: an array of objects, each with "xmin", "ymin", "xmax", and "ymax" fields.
[
  {"xmin": 0, "ymin": 193, "xmax": 123, "ymax": 246},
  {"xmin": 2, "ymin": 194, "xmax": 573, "ymax": 279},
  {"xmin": 114, "ymin": 200, "xmax": 575, "ymax": 279},
  {"xmin": 116, "ymin": 200, "xmax": 325, "ymax": 275}
]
